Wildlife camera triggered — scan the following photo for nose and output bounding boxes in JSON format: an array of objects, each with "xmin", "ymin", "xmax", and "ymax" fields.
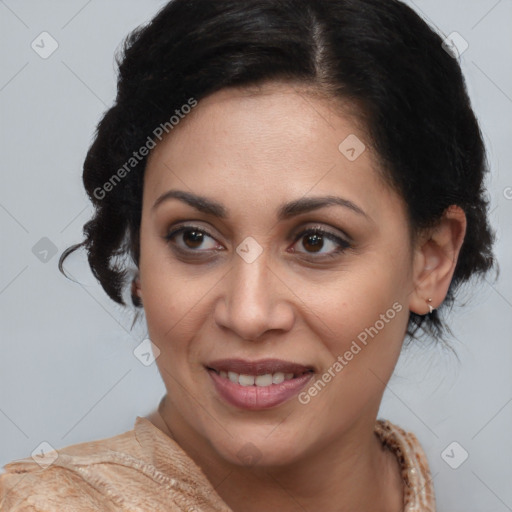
[{"xmin": 213, "ymin": 250, "xmax": 295, "ymax": 341}]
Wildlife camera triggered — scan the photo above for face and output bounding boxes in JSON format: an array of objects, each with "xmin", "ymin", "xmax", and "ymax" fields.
[{"xmin": 137, "ymin": 82, "xmax": 417, "ymax": 468}]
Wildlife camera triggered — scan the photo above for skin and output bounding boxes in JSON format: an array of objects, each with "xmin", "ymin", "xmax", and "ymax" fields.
[{"xmin": 135, "ymin": 81, "xmax": 466, "ymax": 511}]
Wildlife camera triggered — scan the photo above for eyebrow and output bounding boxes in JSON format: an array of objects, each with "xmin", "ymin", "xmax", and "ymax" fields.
[{"xmin": 152, "ymin": 189, "xmax": 369, "ymax": 220}]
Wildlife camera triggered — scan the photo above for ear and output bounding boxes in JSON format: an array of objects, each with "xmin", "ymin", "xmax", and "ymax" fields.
[
  {"xmin": 408, "ymin": 205, "xmax": 467, "ymax": 315},
  {"xmin": 131, "ymin": 275, "xmax": 142, "ymax": 299}
]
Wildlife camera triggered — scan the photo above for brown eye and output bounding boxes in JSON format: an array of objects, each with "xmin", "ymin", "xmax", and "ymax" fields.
[
  {"xmin": 182, "ymin": 229, "xmax": 205, "ymax": 249},
  {"xmin": 292, "ymin": 228, "xmax": 350, "ymax": 257},
  {"xmin": 302, "ymin": 233, "xmax": 324, "ymax": 252},
  {"xmin": 164, "ymin": 226, "xmax": 221, "ymax": 252}
]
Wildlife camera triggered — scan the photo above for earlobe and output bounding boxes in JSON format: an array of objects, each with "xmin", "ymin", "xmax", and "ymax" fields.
[
  {"xmin": 131, "ymin": 276, "xmax": 142, "ymax": 299},
  {"xmin": 408, "ymin": 205, "xmax": 467, "ymax": 315}
]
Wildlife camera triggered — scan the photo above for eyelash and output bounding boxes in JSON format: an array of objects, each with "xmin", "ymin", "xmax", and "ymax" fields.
[
  {"xmin": 163, "ymin": 224, "xmax": 351, "ymax": 259},
  {"xmin": 290, "ymin": 226, "xmax": 351, "ymax": 259}
]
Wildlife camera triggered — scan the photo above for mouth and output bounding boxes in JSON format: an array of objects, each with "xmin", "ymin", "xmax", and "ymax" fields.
[{"xmin": 205, "ymin": 359, "xmax": 315, "ymax": 410}]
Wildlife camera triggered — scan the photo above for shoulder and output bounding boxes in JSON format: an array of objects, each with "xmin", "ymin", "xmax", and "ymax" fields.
[
  {"xmin": 0, "ymin": 463, "xmax": 115, "ymax": 511},
  {"xmin": 0, "ymin": 424, "xmax": 142, "ymax": 511}
]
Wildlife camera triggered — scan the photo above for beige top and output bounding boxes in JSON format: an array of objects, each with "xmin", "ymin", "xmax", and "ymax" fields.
[{"xmin": 0, "ymin": 408, "xmax": 436, "ymax": 511}]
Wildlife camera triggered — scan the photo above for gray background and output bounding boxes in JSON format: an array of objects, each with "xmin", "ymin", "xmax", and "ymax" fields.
[{"xmin": 0, "ymin": 1, "xmax": 511, "ymax": 509}]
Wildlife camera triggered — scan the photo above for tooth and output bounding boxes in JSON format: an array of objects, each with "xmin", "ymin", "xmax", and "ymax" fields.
[
  {"xmin": 272, "ymin": 372, "xmax": 285, "ymax": 384},
  {"xmin": 223, "ymin": 370, "xmax": 296, "ymax": 385},
  {"xmin": 239, "ymin": 374, "xmax": 255, "ymax": 386},
  {"xmin": 255, "ymin": 374, "xmax": 273, "ymax": 387}
]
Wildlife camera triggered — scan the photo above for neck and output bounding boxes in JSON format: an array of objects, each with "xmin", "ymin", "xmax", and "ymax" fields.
[{"xmin": 155, "ymin": 397, "xmax": 403, "ymax": 512}]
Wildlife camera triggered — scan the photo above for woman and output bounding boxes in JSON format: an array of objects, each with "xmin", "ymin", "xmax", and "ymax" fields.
[{"xmin": 0, "ymin": 0, "xmax": 496, "ymax": 510}]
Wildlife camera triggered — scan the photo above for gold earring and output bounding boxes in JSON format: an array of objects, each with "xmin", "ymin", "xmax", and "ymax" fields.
[{"xmin": 426, "ymin": 298, "xmax": 435, "ymax": 314}]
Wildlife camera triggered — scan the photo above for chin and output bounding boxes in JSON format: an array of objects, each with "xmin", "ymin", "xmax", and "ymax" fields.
[{"xmin": 206, "ymin": 423, "xmax": 308, "ymax": 468}]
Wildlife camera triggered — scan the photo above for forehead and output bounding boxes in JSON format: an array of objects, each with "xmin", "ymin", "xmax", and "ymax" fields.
[{"xmin": 143, "ymin": 82, "xmax": 400, "ymax": 221}]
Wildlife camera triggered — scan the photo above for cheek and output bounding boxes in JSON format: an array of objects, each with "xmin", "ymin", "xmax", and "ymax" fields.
[
  {"xmin": 138, "ymin": 239, "xmax": 226, "ymax": 369},
  {"xmin": 142, "ymin": 276, "xmax": 207, "ymax": 353},
  {"xmin": 138, "ymin": 235, "xmax": 197, "ymax": 348},
  {"xmin": 297, "ymin": 248, "xmax": 410, "ymax": 386},
  {"xmin": 306, "ymin": 267, "xmax": 406, "ymax": 340},
  {"xmin": 295, "ymin": 280, "xmax": 408, "ymax": 433}
]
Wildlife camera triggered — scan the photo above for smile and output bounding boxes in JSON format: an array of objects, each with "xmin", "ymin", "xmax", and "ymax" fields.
[
  {"xmin": 206, "ymin": 359, "xmax": 315, "ymax": 410},
  {"xmin": 214, "ymin": 370, "xmax": 296, "ymax": 387}
]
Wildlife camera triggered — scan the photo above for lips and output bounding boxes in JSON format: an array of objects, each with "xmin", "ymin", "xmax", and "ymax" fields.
[
  {"xmin": 206, "ymin": 359, "xmax": 314, "ymax": 410},
  {"xmin": 206, "ymin": 358, "xmax": 314, "ymax": 376}
]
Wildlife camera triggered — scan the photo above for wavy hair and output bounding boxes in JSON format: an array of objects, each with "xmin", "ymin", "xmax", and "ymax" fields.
[{"xmin": 59, "ymin": 0, "xmax": 497, "ymax": 343}]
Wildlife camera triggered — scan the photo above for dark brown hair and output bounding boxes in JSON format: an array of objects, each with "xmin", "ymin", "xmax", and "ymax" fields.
[{"xmin": 59, "ymin": 0, "xmax": 497, "ymax": 344}]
